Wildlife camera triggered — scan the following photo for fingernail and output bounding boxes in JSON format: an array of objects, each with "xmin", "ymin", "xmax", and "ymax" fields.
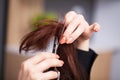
[
  {"xmin": 56, "ymin": 55, "xmax": 60, "ymax": 58},
  {"xmin": 67, "ymin": 37, "xmax": 73, "ymax": 44},
  {"xmin": 94, "ymin": 27, "xmax": 98, "ymax": 32},
  {"xmin": 60, "ymin": 61, "xmax": 64, "ymax": 66},
  {"xmin": 60, "ymin": 36, "xmax": 66, "ymax": 44}
]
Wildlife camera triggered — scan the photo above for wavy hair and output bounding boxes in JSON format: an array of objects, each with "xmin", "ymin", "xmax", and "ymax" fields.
[{"xmin": 19, "ymin": 19, "xmax": 87, "ymax": 80}]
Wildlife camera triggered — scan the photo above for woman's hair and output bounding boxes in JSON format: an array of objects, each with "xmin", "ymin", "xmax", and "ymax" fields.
[{"xmin": 19, "ymin": 19, "xmax": 87, "ymax": 80}]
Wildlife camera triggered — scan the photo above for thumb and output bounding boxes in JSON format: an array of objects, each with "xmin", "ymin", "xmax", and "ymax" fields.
[
  {"xmin": 82, "ymin": 23, "xmax": 100, "ymax": 39},
  {"xmin": 90, "ymin": 23, "xmax": 100, "ymax": 32}
]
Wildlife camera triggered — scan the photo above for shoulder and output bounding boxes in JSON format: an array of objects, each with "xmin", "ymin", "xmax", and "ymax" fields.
[{"xmin": 77, "ymin": 48, "xmax": 98, "ymax": 75}]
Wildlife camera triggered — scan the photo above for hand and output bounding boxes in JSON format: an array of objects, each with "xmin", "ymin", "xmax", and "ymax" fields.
[
  {"xmin": 60, "ymin": 11, "xmax": 100, "ymax": 51},
  {"xmin": 18, "ymin": 52, "xmax": 64, "ymax": 80}
]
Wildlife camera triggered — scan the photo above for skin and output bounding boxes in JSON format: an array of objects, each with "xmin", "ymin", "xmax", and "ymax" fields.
[{"xmin": 18, "ymin": 11, "xmax": 100, "ymax": 80}]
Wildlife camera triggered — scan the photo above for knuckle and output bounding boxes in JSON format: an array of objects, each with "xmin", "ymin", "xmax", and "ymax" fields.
[
  {"xmin": 28, "ymin": 69, "xmax": 36, "ymax": 78},
  {"xmin": 78, "ymin": 14, "xmax": 84, "ymax": 19},
  {"xmin": 45, "ymin": 59, "xmax": 56, "ymax": 66},
  {"xmin": 39, "ymin": 52, "xmax": 49, "ymax": 58},
  {"xmin": 95, "ymin": 23, "xmax": 100, "ymax": 27},
  {"xmin": 65, "ymin": 11, "xmax": 76, "ymax": 18},
  {"xmin": 38, "ymin": 52, "xmax": 45, "ymax": 56},
  {"xmin": 30, "ymin": 73, "xmax": 37, "ymax": 80},
  {"xmin": 39, "ymin": 52, "xmax": 45, "ymax": 56},
  {"xmin": 68, "ymin": 11, "xmax": 76, "ymax": 15},
  {"xmin": 30, "ymin": 73, "xmax": 43, "ymax": 80},
  {"xmin": 40, "ymin": 52, "xmax": 54, "ymax": 58},
  {"xmin": 52, "ymin": 59, "xmax": 63, "ymax": 66},
  {"xmin": 21, "ymin": 61, "xmax": 27, "ymax": 70},
  {"xmin": 63, "ymin": 33, "xmax": 67, "ymax": 37},
  {"xmin": 21, "ymin": 60, "xmax": 31, "ymax": 71},
  {"xmin": 50, "ymin": 71, "xmax": 58, "ymax": 78},
  {"xmin": 27, "ymin": 67, "xmax": 38, "ymax": 79},
  {"xmin": 29, "ymin": 67, "xmax": 35, "ymax": 73}
]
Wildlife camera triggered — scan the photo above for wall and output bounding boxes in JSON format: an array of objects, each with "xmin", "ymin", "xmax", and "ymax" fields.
[
  {"xmin": 91, "ymin": 0, "xmax": 120, "ymax": 51},
  {"xmin": 6, "ymin": 0, "xmax": 44, "ymax": 48},
  {"xmin": 91, "ymin": 0, "xmax": 120, "ymax": 80}
]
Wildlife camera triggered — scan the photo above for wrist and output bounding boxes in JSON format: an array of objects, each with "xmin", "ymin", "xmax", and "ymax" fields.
[{"xmin": 77, "ymin": 39, "xmax": 89, "ymax": 51}]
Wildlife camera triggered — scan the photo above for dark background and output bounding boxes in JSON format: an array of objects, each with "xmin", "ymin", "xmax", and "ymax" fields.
[
  {"xmin": 44, "ymin": 0, "xmax": 95, "ymax": 24},
  {"xmin": 0, "ymin": 0, "xmax": 8, "ymax": 79}
]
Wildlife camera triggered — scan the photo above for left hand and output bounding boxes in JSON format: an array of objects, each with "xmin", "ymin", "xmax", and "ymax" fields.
[
  {"xmin": 59, "ymin": 11, "xmax": 100, "ymax": 50},
  {"xmin": 60, "ymin": 11, "xmax": 100, "ymax": 44}
]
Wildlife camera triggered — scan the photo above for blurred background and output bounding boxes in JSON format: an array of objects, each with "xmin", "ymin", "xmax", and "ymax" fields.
[{"xmin": 0, "ymin": 0, "xmax": 120, "ymax": 80}]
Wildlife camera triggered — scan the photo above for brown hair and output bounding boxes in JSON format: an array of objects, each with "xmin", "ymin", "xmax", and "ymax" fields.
[{"xmin": 19, "ymin": 19, "xmax": 87, "ymax": 80}]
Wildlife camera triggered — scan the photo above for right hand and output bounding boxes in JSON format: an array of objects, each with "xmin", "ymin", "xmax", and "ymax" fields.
[{"xmin": 18, "ymin": 52, "xmax": 64, "ymax": 80}]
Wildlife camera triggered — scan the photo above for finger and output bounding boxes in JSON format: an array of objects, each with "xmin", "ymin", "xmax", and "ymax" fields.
[
  {"xmin": 19, "ymin": 63, "xmax": 30, "ymax": 80},
  {"xmin": 66, "ymin": 23, "xmax": 85, "ymax": 44},
  {"xmin": 90, "ymin": 23, "xmax": 100, "ymax": 32},
  {"xmin": 63, "ymin": 14, "xmax": 85, "ymax": 40},
  {"xmin": 26, "ymin": 52, "xmax": 59, "ymax": 64},
  {"xmin": 18, "ymin": 69, "xmax": 23, "ymax": 80},
  {"xmin": 34, "ymin": 58, "xmax": 64, "ymax": 72},
  {"xmin": 43, "ymin": 71, "xmax": 58, "ymax": 79},
  {"xmin": 30, "ymin": 71, "xmax": 58, "ymax": 80},
  {"xmin": 21, "ymin": 68, "xmax": 29, "ymax": 80},
  {"xmin": 83, "ymin": 23, "xmax": 100, "ymax": 39},
  {"xmin": 60, "ymin": 11, "xmax": 77, "ymax": 44},
  {"xmin": 20, "ymin": 53, "xmax": 60, "ymax": 80},
  {"xmin": 64, "ymin": 11, "xmax": 77, "ymax": 25}
]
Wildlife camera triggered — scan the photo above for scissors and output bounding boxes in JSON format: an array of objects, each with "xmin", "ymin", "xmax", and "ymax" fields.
[
  {"xmin": 52, "ymin": 25, "xmax": 66, "ymax": 80},
  {"xmin": 52, "ymin": 36, "xmax": 60, "ymax": 80}
]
